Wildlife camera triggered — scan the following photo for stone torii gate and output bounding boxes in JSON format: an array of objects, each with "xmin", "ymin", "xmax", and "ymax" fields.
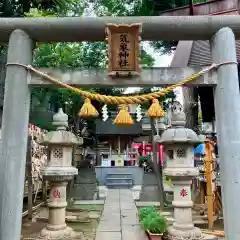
[{"xmin": 0, "ymin": 16, "xmax": 240, "ymax": 240}]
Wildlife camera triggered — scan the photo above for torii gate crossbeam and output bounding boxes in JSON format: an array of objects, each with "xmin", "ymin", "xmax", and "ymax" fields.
[
  {"xmin": 0, "ymin": 16, "xmax": 240, "ymax": 41},
  {"xmin": 0, "ymin": 17, "xmax": 239, "ymax": 240}
]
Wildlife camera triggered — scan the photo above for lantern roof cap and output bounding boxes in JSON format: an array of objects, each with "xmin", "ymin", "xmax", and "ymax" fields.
[
  {"xmin": 53, "ymin": 108, "xmax": 68, "ymax": 130},
  {"xmin": 38, "ymin": 108, "xmax": 83, "ymax": 146},
  {"xmin": 156, "ymin": 101, "xmax": 200, "ymax": 144},
  {"xmin": 39, "ymin": 131, "xmax": 80, "ymax": 146}
]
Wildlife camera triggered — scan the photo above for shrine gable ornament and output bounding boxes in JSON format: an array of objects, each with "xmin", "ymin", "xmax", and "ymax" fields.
[{"xmin": 105, "ymin": 23, "xmax": 142, "ymax": 77}]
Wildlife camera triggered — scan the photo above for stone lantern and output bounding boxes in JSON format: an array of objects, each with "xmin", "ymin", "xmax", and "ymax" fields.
[
  {"xmin": 157, "ymin": 101, "xmax": 203, "ymax": 240},
  {"xmin": 37, "ymin": 108, "xmax": 84, "ymax": 240},
  {"xmin": 156, "ymin": 116, "xmax": 166, "ymax": 133}
]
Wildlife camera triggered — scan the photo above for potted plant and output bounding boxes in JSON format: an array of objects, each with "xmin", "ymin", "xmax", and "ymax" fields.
[
  {"xmin": 141, "ymin": 214, "xmax": 167, "ymax": 240},
  {"xmin": 139, "ymin": 206, "xmax": 157, "ymax": 220}
]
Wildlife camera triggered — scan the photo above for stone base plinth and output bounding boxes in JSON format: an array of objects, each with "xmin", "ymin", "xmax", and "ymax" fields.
[
  {"xmin": 167, "ymin": 233, "xmax": 218, "ymax": 240},
  {"xmin": 36, "ymin": 226, "xmax": 84, "ymax": 240},
  {"xmin": 202, "ymin": 234, "xmax": 218, "ymax": 240},
  {"xmin": 168, "ymin": 226, "xmax": 203, "ymax": 240}
]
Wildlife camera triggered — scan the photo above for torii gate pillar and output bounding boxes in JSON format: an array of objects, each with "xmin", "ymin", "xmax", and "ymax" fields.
[
  {"xmin": 211, "ymin": 27, "xmax": 240, "ymax": 240},
  {"xmin": 0, "ymin": 30, "xmax": 33, "ymax": 240}
]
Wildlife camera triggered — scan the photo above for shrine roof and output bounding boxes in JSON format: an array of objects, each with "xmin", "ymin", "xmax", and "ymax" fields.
[
  {"xmin": 95, "ymin": 118, "xmax": 143, "ymax": 136},
  {"xmin": 160, "ymin": 1, "xmax": 240, "ymax": 66},
  {"xmin": 159, "ymin": 1, "xmax": 240, "ymax": 123},
  {"xmin": 171, "ymin": 39, "xmax": 240, "ymax": 67}
]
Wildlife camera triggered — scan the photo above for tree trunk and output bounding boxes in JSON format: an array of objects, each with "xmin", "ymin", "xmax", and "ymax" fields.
[
  {"xmin": 183, "ymin": 87, "xmax": 199, "ymax": 199},
  {"xmin": 182, "ymin": 87, "xmax": 199, "ymax": 132},
  {"xmin": 150, "ymin": 118, "xmax": 165, "ymax": 210}
]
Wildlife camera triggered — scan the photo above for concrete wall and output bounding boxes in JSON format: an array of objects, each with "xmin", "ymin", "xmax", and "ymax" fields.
[{"xmin": 95, "ymin": 166, "xmax": 144, "ymax": 186}]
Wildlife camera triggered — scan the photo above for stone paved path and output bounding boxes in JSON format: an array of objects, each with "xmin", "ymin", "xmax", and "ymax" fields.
[
  {"xmin": 94, "ymin": 189, "xmax": 224, "ymax": 240},
  {"xmin": 95, "ymin": 189, "xmax": 148, "ymax": 240}
]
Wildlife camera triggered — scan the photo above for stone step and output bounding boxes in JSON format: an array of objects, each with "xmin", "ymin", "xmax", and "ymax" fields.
[
  {"xmin": 105, "ymin": 173, "xmax": 133, "ymax": 189},
  {"xmin": 105, "ymin": 177, "xmax": 133, "ymax": 185},
  {"xmin": 106, "ymin": 177, "xmax": 133, "ymax": 180},
  {"xmin": 166, "ymin": 217, "xmax": 208, "ymax": 225},
  {"xmin": 106, "ymin": 173, "xmax": 133, "ymax": 178},
  {"xmin": 165, "ymin": 214, "xmax": 209, "ymax": 226},
  {"xmin": 76, "ymin": 172, "xmax": 96, "ymax": 177},
  {"xmin": 106, "ymin": 182, "xmax": 133, "ymax": 189}
]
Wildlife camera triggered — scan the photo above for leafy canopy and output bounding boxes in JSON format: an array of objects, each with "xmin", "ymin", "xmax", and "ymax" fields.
[{"xmin": 0, "ymin": 0, "xmax": 207, "ymax": 130}]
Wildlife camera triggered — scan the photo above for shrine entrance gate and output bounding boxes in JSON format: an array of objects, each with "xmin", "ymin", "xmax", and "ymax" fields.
[{"xmin": 0, "ymin": 16, "xmax": 240, "ymax": 240}]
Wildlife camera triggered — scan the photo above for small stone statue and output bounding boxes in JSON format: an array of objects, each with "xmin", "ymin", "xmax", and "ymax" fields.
[{"xmin": 171, "ymin": 101, "xmax": 186, "ymax": 126}]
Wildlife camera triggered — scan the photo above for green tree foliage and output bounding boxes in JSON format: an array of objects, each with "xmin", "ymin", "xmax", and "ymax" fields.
[
  {"xmin": 152, "ymin": 0, "xmax": 208, "ymax": 54},
  {"xmin": 25, "ymin": 6, "xmax": 155, "ymax": 130},
  {"xmin": 0, "ymin": 0, "xmax": 206, "ymax": 131},
  {"xmin": 92, "ymin": 0, "xmax": 209, "ymax": 54},
  {"xmin": 0, "ymin": 0, "xmax": 66, "ymax": 17}
]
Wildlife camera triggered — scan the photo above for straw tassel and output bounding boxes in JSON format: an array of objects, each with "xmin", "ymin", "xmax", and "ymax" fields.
[
  {"xmin": 146, "ymin": 99, "xmax": 165, "ymax": 118},
  {"xmin": 79, "ymin": 98, "xmax": 99, "ymax": 118},
  {"xmin": 113, "ymin": 105, "xmax": 134, "ymax": 125}
]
